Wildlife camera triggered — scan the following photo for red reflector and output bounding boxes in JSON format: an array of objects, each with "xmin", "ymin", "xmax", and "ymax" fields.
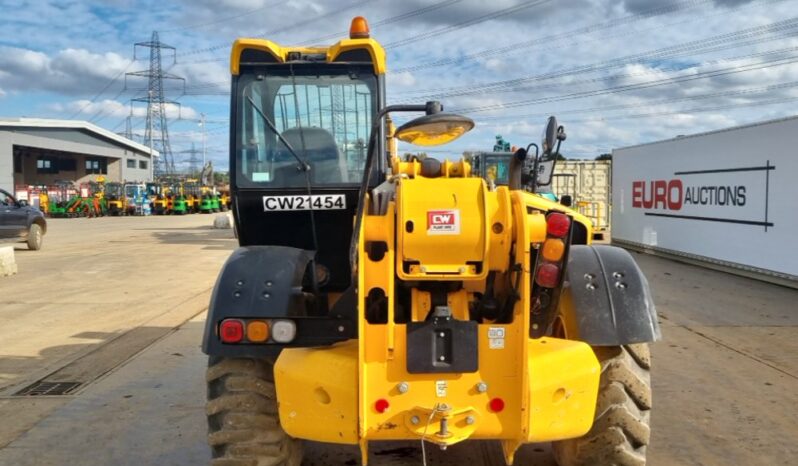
[
  {"xmin": 547, "ymin": 213, "xmax": 571, "ymax": 238},
  {"xmin": 375, "ymin": 398, "xmax": 390, "ymax": 413},
  {"xmin": 219, "ymin": 319, "xmax": 244, "ymax": 343},
  {"xmin": 489, "ymin": 398, "xmax": 505, "ymax": 412},
  {"xmin": 536, "ymin": 263, "xmax": 561, "ymax": 288}
]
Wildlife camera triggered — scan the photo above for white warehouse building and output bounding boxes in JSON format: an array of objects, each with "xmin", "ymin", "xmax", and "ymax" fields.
[{"xmin": 0, "ymin": 118, "xmax": 158, "ymax": 193}]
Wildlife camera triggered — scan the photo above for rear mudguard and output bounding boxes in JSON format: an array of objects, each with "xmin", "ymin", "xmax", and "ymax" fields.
[
  {"xmin": 201, "ymin": 245, "xmax": 356, "ymax": 357},
  {"xmin": 559, "ymin": 245, "xmax": 661, "ymax": 345}
]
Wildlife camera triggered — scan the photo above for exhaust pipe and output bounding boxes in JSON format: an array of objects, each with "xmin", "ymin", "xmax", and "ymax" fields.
[{"xmin": 508, "ymin": 148, "xmax": 527, "ymax": 191}]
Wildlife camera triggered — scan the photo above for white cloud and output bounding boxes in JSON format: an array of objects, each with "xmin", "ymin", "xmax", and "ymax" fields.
[
  {"xmin": 51, "ymin": 99, "xmax": 198, "ymax": 121},
  {"xmin": 388, "ymin": 71, "xmax": 416, "ymax": 87},
  {"xmin": 0, "ymin": 46, "xmax": 129, "ymax": 96}
]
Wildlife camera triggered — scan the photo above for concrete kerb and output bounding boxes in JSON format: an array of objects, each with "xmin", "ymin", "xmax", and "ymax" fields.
[
  {"xmin": 0, "ymin": 246, "xmax": 17, "ymax": 277},
  {"xmin": 213, "ymin": 212, "xmax": 233, "ymax": 229}
]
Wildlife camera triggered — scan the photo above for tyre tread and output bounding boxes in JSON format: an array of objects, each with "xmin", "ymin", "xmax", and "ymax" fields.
[
  {"xmin": 207, "ymin": 357, "xmax": 302, "ymax": 466},
  {"xmin": 552, "ymin": 344, "xmax": 652, "ymax": 466}
]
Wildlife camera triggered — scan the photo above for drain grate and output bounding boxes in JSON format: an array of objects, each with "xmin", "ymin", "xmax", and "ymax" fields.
[{"xmin": 14, "ymin": 381, "xmax": 82, "ymax": 396}]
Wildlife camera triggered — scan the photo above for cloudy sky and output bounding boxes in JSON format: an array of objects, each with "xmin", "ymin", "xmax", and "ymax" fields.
[{"xmin": 2, "ymin": 0, "xmax": 798, "ymax": 169}]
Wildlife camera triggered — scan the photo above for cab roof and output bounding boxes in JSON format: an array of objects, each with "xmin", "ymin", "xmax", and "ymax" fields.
[{"xmin": 230, "ymin": 37, "xmax": 386, "ymax": 76}]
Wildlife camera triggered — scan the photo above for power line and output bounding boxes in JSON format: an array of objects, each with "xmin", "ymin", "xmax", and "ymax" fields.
[
  {"xmin": 394, "ymin": 15, "xmax": 798, "ymax": 100},
  {"xmin": 86, "ymin": 86, "xmax": 132, "ymax": 124},
  {"xmin": 160, "ymin": 0, "xmax": 291, "ymax": 34},
  {"xmin": 472, "ymin": 79, "xmax": 798, "ymax": 122},
  {"xmin": 455, "ymin": 53, "xmax": 798, "ymax": 114},
  {"xmin": 392, "ymin": 0, "xmax": 788, "ymax": 73},
  {"xmin": 383, "ymin": 0, "xmax": 555, "ymax": 50},
  {"xmin": 175, "ymin": 0, "xmax": 455, "ymax": 65},
  {"xmin": 68, "ymin": 60, "xmax": 135, "ymax": 120},
  {"xmin": 550, "ymin": 94, "xmax": 798, "ymax": 124},
  {"xmin": 168, "ymin": 6, "xmax": 797, "ymax": 98},
  {"xmin": 177, "ymin": 0, "xmax": 377, "ymax": 58},
  {"xmin": 299, "ymin": 0, "xmax": 464, "ymax": 45},
  {"xmin": 405, "ymin": 43, "xmax": 798, "ymax": 105}
]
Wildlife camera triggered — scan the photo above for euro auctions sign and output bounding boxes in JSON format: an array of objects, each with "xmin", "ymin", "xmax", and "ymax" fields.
[
  {"xmin": 629, "ymin": 164, "xmax": 771, "ymax": 229},
  {"xmin": 612, "ymin": 116, "xmax": 798, "ymax": 280}
]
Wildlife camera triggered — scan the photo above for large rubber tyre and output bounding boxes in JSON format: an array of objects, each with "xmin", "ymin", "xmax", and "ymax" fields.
[
  {"xmin": 27, "ymin": 223, "xmax": 43, "ymax": 251},
  {"xmin": 552, "ymin": 344, "xmax": 652, "ymax": 466},
  {"xmin": 206, "ymin": 357, "xmax": 303, "ymax": 466}
]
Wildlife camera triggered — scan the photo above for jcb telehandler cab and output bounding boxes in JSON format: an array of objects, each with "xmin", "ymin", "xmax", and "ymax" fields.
[{"xmin": 202, "ymin": 17, "xmax": 659, "ymax": 466}]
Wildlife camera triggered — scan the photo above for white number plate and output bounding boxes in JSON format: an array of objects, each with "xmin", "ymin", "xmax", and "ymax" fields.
[{"xmin": 262, "ymin": 194, "xmax": 346, "ymax": 211}]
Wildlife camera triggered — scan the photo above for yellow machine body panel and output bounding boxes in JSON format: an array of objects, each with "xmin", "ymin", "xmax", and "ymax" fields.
[
  {"xmin": 520, "ymin": 191, "xmax": 595, "ymax": 241},
  {"xmin": 275, "ymin": 333, "xmax": 599, "ymax": 446},
  {"xmin": 397, "ymin": 177, "xmax": 488, "ymax": 280},
  {"xmin": 275, "ymin": 341, "xmax": 359, "ymax": 444},
  {"xmin": 526, "ymin": 338, "xmax": 600, "ymax": 441},
  {"xmin": 273, "ymin": 168, "xmax": 601, "ymax": 457}
]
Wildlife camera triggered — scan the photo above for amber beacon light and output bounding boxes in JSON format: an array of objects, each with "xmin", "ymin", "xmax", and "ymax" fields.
[{"xmin": 350, "ymin": 16, "xmax": 370, "ymax": 39}]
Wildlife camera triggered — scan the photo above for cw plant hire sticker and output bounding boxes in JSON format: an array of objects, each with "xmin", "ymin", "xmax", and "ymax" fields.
[{"xmin": 427, "ymin": 209, "xmax": 460, "ymax": 235}]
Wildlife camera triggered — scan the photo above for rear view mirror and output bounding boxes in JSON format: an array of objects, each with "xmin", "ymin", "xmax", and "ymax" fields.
[
  {"xmin": 535, "ymin": 159, "xmax": 555, "ymax": 187},
  {"xmin": 560, "ymin": 195, "xmax": 572, "ymax": 207},
  {"xmin": 542, "ymin": 116, "xmax": 558, "ymax": 157},
  {"xmin": 541, "ymin": 116, "xmax": 567, "ymax": 160}
]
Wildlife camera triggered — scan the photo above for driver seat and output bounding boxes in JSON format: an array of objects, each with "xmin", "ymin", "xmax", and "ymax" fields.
[{"xmin": 279, "ymin": 127, "xmax": 348, "ymax": 184}]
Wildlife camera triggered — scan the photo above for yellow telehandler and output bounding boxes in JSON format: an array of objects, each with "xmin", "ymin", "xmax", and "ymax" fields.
[{"xmin": 202, "ymin": 16, "xmax": 659, "ymax": 466}]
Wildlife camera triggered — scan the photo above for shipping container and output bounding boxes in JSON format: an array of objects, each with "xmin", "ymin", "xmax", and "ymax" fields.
[
  {"xmin": 612, "ymin": 115, "xmax": 798, "ymax": 287},
  {"xmin": 552, "ymin": 160, "xmax": 611, "ymax": 234}
]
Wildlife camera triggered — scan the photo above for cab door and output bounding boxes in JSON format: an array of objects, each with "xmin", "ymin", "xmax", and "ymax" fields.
[{"xmin": 0, "ymin": 189, "xmax": 27, "ymax": 239}]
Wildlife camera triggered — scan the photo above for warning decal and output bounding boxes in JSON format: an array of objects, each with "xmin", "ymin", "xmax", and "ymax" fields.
[
  {"xmin": 488, "ymin": 326, "xmax": 505, "ymax": 349},
  {"xmin": 427, "ymin": 209, "xmax": 461, "ymax": 235}
]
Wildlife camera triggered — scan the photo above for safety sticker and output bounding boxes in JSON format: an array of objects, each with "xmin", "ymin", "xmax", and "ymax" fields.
[
  {"xmin": 488, "ymin": 327, "xmax": 505, "ymax": 349},
  {"xmin": 489, "ymin": 338, "xmax": 505, "ymax": 349},
  {"xmin": 435, "ymin": 380, "xmax": 447, "ymax": 397},
  {"xmin": 427, "ymin": 209, "xmax": 460, "ymax": 235}
]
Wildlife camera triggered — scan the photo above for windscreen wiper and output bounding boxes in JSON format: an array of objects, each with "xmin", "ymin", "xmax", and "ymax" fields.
[{"xmin": 245, "ymin": 95, "xmax": 310, "ymax": 172}]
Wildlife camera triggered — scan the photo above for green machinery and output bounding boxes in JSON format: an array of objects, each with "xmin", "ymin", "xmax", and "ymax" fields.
[
  {"xmin": 44, "ymin": 181, "xmax": 76, "ymax": 217},
  {"xmin": 199, "ymin": 187, "xmax": 221, "ymax": 213},
  {"xmin": 167, "ymin": 182, "xmax": 190, "ymax": 215}
]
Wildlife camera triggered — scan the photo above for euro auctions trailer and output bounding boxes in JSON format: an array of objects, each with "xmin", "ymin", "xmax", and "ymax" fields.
[{"xmin": 612, "ymin": 115, "xmax": 798, "ymax": 287}]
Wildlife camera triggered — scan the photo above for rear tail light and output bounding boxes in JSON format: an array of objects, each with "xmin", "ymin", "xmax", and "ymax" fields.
[
  {"xmin": 246, "ymin": 321, "xmax": 269, "ymax": 342},
  {"xmin": 542, "ymin": 238, "xmax": 565, "ymax": 262},
  {"xmin": 271, "ymin": 320, "xmax": 297, "ymax": 343},
  {"xmin": 535, "ymin": 263, "xmax": 561, "ymax": 288},
  {"xmin": 219, "ymin": 319, "xmax": 244, "ymax": 343},
  {"xmin": 534, "ymin": 212, "xmax": 570, "ymax": 288},
  {"xmin": 546, "ymin": 212, "xmax": 571, "ymax": 238},
  {"xmin": 218, "ymin": 319, "xmax": 295, "ymax": 344}
]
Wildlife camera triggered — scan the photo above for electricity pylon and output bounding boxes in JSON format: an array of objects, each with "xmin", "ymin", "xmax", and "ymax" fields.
[{"xmin": 126, "ymin": 31, "xmax": 185, "ymax": 177}]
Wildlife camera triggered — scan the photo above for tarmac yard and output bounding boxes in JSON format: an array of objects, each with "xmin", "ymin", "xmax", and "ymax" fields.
[{"xmin": 0, "ymin": 215, "xmax": 796, "ymax": 465}]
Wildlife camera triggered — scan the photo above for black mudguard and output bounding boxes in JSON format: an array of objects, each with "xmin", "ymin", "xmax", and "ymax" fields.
[
  {"xmin": 202, "ymin": 245, "xmax": 356, "ymax": 357},
  {"xmin": 560, "ymin": 245, "xmax": 661, "ymax": 346}
]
